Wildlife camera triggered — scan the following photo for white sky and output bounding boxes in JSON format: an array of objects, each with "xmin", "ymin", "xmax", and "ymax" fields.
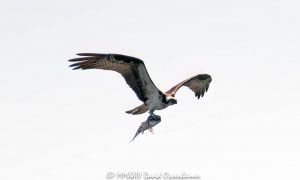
[{"xmin": 1, "ymin": 0, "xmax": 300, "ymax": 180}]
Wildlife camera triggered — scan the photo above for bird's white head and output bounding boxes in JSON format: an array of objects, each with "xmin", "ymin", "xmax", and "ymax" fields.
[{"xmin": 166, "ymin": 96, "xmax": 177, "ymax": 106}]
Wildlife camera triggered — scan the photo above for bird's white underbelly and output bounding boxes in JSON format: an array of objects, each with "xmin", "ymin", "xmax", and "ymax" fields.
[{"xmin": 146, "ymin": 96, "xmax": 167, "ymax": 111}]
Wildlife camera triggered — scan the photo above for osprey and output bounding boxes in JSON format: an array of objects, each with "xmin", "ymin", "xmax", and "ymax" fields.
[{"xmin": 68, "ymin": 53, "xmax": 212, "ymax": 117}]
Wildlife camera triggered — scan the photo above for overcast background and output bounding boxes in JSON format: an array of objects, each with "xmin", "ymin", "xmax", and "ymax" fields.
[{"xmin": 1, "ymin": 0, "xmax": 300, "ymax": 180}]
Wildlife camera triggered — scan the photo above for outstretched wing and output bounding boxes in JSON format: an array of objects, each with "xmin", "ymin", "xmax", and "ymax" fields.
[
  {"xmin": 68, "ymin": 53, "xmax": 160, "ymax": 102},
  {"xmin": 165, "ymin": 74, "xmax": 212, "ymax": 99}
]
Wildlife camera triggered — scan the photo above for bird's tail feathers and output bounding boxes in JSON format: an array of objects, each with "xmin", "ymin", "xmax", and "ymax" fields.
[{"xmin": 126, "ymin": 104, "xmax": 148, "ymax": 115}]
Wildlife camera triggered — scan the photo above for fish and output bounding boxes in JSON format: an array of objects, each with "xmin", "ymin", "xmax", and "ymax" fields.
[{"xmin": 130, "ymin": 114, "xmax": 161, "ymax": 142}]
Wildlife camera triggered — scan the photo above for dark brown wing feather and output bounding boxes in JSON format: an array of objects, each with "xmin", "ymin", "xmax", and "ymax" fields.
[
  {"xmin": 68, "ymin": 53, "xmax": 159, "ymax": 102},
  {"xmin": 165, "ymin": 74, "xmax": 212, "ymax": 99}
]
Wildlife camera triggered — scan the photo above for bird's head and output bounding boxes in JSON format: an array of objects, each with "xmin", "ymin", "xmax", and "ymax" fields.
[{"xmin": 166, "ymin": 96, "xmax": 177, "ymax": 106}]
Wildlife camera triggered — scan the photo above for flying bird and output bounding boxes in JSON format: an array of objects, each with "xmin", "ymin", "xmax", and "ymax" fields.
[{"xmin": 68, "ymin": 53, "xmax": 212, "ymax": 123}]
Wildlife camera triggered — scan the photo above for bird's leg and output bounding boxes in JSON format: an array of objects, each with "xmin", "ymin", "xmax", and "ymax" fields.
[
  {"xmin": 147, "ymin": 111, "xmax": 161, "ymax": 134},
  {"xmin": 149, "ymin": 110, "xmax": 160, "ymax": 119},
  {"xmin": 149, "ymin": 110, "xmax": 154, "ymax": 116},
  {"xmin": 147, "ymin": 115, "xmax": 155, "ymax": 134}
]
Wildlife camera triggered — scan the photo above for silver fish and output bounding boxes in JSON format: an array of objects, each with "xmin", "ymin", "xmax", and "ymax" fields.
[{"xmin": 130, "ymin": 114, "xmax": 161, "ymax": 142}]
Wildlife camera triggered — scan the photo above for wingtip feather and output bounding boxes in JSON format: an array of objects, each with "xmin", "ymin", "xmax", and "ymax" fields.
[
  {"xmin": 76, "ymin": 53, "xmax": 89, "ymax": 56},
  {"xmin": 72, "ymin": 67, "xmax": 81, "ymax": 70}
]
